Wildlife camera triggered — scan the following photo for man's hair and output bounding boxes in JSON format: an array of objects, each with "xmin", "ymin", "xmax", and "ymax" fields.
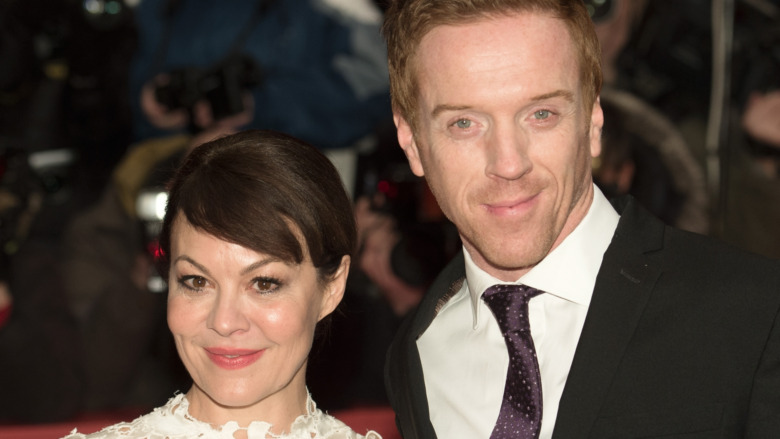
[
  {"xmin": 382, "ymin": 0, "xmax": 603, "ymax": 131},
  {"xmin": 156, "ymin": 129, "xmax": 357, "ymax": 285}
]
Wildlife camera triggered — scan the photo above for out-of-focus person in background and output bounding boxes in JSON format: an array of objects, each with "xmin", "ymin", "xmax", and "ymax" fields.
[
  {"xmin": 0, "ymin": 217, "xmax": 83, "ymax": 423},
  {"xmin": 588, "ymin": 0, "xmax": 709, "ymax": 234},
  {"xmin": 0, "ymin": 0, "xmax": 138, "ymax": 194},
  {"xmin": 742, "ymin": 91, "xmax": 780, "ymax": 153},
  {"xmin": 64, "ymin": 129, "xmax": 381, "ymax": 438},
  {"xmin": 307, "ymin": 172, "xmax": 459, "ymax": 410},
  {"xmin": 712, "ymin": 0, "xmax": 780, "ymax": 259},
  {"xmin": 594, "ymin": 88, "xmax": 710, "ymax": 233},
  {"xmin": 130, "ymin": 0, "xmax": 392, "ymax": 195},
  {"xmin": 0, "ymin": 0, "xmax": 129, "ymax": 422},
  {"xmin": 718, "ymin": 88, "xmax": 780, "ymax": 259},
  {"xmin": 61, "ymin": 130, "xmax": 197, "ymax": 413},
  {"xmin": 599, "ymin": 0, "xmax": 780, "ymax": 258},
  {"xmin": 131, "ymin": 0, "xmax": 390, "ymax": 145}
]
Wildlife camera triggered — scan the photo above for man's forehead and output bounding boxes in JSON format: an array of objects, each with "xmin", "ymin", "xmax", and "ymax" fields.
[
  {"xmin": 418, "ymin": 10, "xmax": 569, "ymax": 46},
  {"xmin": 414, "ymin": 12, "xmax": 575, "ymax": 76},
  {"xmin": 414, "ymin": 13, "xmax": 579, "ymax": 96}
]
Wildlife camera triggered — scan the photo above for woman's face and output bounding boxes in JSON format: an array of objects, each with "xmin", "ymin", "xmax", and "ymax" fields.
[{"xmin": 167, "ymin": 216, "xmax": 347, "ymax": 423}]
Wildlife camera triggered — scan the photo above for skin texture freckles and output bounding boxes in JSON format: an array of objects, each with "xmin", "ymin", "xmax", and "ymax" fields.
[
  {"xmin": 394, "ymin": 12, "xmax": 604, "ymax": 282},
  {"xmin": 167, "ymin": 216, "xmax": 348, "ymax": 432}
]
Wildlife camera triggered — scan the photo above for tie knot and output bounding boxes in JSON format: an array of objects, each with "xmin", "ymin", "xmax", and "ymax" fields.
[
  {"xmin": 482, "ymin": 284, "xmax": 543, "ymax": 334},
  {"xmin": 483, "ymin": 284, "xmax": 542, "ymax": 303}
]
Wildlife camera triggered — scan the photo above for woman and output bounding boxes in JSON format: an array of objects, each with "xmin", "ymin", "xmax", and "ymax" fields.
[{"xmin": 65, "ymin": 130, "xmax": 380, "ymax": 438}]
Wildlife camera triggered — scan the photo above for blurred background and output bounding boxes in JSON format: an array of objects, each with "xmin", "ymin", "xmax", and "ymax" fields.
[{"xmin": 0, "ymin": 0, "xmax": 777, "ymax": 435}]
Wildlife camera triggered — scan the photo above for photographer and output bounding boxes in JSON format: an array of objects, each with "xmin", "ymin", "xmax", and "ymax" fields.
[
  {"xmin": 61, "ymin": 132, "xmax": 195, "ymax": 412},
  {"xmin": 130, "ymin": 0, "xmax": 391, "ymax": 150},
  {"xmin": 307, "ymin": 132, "xmax": 460, "ymax": 409},
  {"xmin": 717, "ymin": 89, "xmax": 780, "ymax": 259},
  {"xmin": 0, "ymin": 162, "xmax": 84, "ymax": 423}
]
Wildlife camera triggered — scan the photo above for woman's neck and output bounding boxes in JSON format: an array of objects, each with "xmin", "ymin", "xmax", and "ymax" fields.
[{"xmin": 184, "ymin": 382, "xmax": 310, "ymax": 436}]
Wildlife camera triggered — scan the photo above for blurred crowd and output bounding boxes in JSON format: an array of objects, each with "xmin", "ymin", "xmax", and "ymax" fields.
[{"xmin": 0, "ymin": 0, "xmax": 778, "ymax": 425}]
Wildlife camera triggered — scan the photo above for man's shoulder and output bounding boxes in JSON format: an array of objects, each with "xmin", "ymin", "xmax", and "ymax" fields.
[{"xmin": 610, "ymin": 196, "xmax": 780, "ymax": 289}]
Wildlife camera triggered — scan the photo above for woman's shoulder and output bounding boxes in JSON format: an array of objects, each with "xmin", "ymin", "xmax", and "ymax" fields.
[
  {"xmin": 299, "ymin": 411, "xmax": 382, "ymax": 439},
  {"xmin": 288, "ymin": 396, "xmax": 382, "ymax": 439},
  {"xmin": 60, "ymin": 394, "xmax": 198, "ymax": 439}
]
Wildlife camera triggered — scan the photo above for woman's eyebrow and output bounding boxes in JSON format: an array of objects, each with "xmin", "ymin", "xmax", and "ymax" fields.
[
  {"xmin": 240, "ymin": 258, "xmax": 284, "ymax": 276},
  {"xmin": 173, "ymin": 255, "xmax": 211, "ymax": 276}
]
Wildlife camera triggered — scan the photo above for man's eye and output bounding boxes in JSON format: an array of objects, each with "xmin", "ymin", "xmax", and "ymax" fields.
[
  {"xmin": 533, "ymin": 110, "xmax": 551, "ymax": 120},
  {"xmin": 454, "ymin": 119, "xmax": 472, "ymax": 129}
]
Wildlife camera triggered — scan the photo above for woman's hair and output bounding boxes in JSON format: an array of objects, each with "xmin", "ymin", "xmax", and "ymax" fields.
[
  {"xmin": 382, "ymin": 0, "xmax": 602, "ymax": 132},
  {"xmin": 156, "ymin": 130, "xmax": 357, "ymax": 284}
]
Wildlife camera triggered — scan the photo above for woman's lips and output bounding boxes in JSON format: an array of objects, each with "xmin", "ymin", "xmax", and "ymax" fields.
[{"xmin": 205, "ymin": 348, "xmax": 264, "ymax": 370}]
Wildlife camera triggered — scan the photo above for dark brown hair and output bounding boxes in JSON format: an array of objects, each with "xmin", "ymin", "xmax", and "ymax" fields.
[
  {"xmin": 383, "ymin": 0, "xmax": 602, "ymax": 132},
  {"xmin": 156, "ymin": 130, "xmax": 357, "ymax": 283}
]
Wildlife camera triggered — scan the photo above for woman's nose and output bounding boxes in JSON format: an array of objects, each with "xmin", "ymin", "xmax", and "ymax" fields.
[{"xmin": 207, "ymin": 291, "xmax": 250, "ymax": 336}]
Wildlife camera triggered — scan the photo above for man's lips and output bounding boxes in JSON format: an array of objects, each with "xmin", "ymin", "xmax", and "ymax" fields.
[
  {"xmin": 483, "ymin": 193, "xmax": 539, "ymax": 215},
  {"xmin": 205, "ymin": 347, "xmax": 265, "ymax": 370}
]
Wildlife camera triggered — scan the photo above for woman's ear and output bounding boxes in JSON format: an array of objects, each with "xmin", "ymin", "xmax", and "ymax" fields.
[{"xmin": 318, "ymin": 255, "xmax": 350, "ymax": 321}]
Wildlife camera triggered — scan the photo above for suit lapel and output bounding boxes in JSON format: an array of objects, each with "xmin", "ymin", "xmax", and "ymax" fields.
[
  {"xmin": 409, "ymin": 251, "xmax": 466, "ymax": 339},
  {"xmin": 552, "ymin": 197, "xmax": 664, "ymax": 438},
  {"xmin": 387, "ymin": 252, "xmax": 465, "ymax": 439}
]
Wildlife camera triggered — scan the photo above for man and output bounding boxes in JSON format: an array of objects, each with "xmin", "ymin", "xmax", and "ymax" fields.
[{"xmin": 381, "ymin": 1, "xmax": 780, "ymax": 438}]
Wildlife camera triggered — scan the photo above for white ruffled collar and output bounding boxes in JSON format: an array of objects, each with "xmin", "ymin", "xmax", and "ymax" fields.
[{"xmin": 66, "ymin": 392, "xmax": 380, "ymax": 439}]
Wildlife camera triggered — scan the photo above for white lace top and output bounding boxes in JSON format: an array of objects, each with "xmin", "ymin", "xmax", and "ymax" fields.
[{"xmin": 62, "ymin": 393, "xmax": 382, "ymax": 439}]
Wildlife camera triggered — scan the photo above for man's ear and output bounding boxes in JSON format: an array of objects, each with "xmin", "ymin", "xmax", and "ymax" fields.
[
  {"xmin": 589, "ymin": 97, "xmax": 604, "ymax": 159},
  {"xmin": 318, "ymin": 255, "xmax": 350, "ymax": 321},
  {"xmin": 394, "ymin": 114, "xmax": 425, "ymax": 177}
]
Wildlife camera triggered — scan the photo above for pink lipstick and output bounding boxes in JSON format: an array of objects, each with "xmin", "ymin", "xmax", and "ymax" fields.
[{"xmin": 205, "ymin": 347, "xmax": 264, "ymax": 370}]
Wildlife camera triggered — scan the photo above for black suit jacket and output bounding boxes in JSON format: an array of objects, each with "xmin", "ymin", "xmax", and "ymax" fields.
[{"xmin": 385, "ymin": 196, "xmax": 780, "ymax": 438}]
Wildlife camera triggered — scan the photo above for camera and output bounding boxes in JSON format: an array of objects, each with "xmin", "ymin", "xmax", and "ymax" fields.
[
  {"xmin": 356, "ymin": 151, "xmax": 458, "ymax": 289},
  {"xmin": 154, "ymin": 54, "xmax": 263, "ymax": 124},
  {"xmin": 0, "ymin": 147, "xmax": 74, "ymax": 279},
  {"xmin": 584, "ymin": 0, "xmax": 614, "ymax": 23}
]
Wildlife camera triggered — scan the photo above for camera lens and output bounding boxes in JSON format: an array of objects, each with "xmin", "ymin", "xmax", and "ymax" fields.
[{"xmin": 585, "ymin": 0, "xmax": 614, "ymax": 23}]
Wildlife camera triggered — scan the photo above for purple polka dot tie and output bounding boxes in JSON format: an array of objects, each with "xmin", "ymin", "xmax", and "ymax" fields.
[{"xmin": 482, "ymin": 284, "xmax": 543, "ymax": 439}]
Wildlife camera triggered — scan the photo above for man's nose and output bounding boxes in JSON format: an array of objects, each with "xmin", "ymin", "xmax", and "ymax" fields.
[{"xmin": 485, "ymin": 123, "xmax": 533, "ymax": 180}]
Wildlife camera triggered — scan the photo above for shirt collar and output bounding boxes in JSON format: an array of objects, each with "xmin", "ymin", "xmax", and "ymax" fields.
[{"xmin": 465, "ymin": 185, "xmax": 620, "ymax": 327}]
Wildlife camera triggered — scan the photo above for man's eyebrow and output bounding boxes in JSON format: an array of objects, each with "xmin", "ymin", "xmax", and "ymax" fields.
[
  {"xmin": 530, "ymin": 90, "xmax": 575, "ymax": 102},
  {"xmin": 430, "ymin": 90, "xmax": 575, "ymax": 119},
  {"xmin": 431, "ymin": 104, "xmax": 471, "ymax": 119}
]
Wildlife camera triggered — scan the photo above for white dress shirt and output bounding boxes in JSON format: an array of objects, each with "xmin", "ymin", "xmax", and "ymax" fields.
[{"xmin": 418, "ymin": 186, "xmax": 620, "ymax": 439}]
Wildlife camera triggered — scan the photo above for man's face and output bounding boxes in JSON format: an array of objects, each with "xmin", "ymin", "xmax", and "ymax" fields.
[{"xmin": 395, "ymin": 12, "xmax": 603, "ymax": 282}]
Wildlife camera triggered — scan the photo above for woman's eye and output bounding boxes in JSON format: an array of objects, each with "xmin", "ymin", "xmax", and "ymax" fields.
[
  {"xmin": 454, "ymin": 119, "xmax": 472, "ymax": 129},
  {"xmin": 253, "ymin": 277, "xmax": 281, "ymax": 294},
  {"xmin": 180, "ymin": 276, "xmax": 207, "ymax": 291},
  {"xmin": 533, "ymin": 109, "xmax": 551, "ymax": 120}
]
